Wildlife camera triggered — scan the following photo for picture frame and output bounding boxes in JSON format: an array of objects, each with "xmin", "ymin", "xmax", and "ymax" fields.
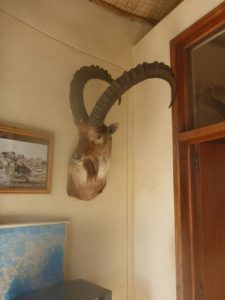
[
  {"xmin": 0, "ymin": 220, "xmax": 69, "ymax": 299},
  {"xmin": 0, "ymin": 125, "xmax": 53, "ymax": 193}
]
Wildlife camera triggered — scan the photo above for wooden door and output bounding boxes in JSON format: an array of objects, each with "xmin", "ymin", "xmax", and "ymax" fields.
[
  {"xmin": 170, "ymin": 2, "xmax": 225, "ymax": 299},
  {"xmin": 197, "ymin": 140, "xmax": 225, "ymax": 300}
]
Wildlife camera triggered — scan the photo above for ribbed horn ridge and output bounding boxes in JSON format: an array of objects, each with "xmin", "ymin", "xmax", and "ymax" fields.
[
  {"xmin": 70, "ymin": 65, "xmax": 113, "ymax": 124},
  {"xmin": 89, "ymin": 62, "xmax": 176, "ymax": 127}
]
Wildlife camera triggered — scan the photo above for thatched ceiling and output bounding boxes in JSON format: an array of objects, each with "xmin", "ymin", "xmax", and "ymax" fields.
[{"xmin": 90, "ymin": 0, "xmax": 183, "ymax": 25}]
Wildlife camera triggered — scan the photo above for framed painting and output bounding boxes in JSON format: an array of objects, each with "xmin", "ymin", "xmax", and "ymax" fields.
[
  {"xmin": 0, "ymin": 221, "xmax": 69, "ymax": 299},
  {"xmin": 0, "ymin": 125, "xmax": 53, "ymax": 193}
]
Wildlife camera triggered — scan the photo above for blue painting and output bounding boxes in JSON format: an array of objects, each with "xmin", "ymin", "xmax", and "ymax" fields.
[{"xmin": 0, "ymin": 222, "xmax": 66, "ymax": 300}]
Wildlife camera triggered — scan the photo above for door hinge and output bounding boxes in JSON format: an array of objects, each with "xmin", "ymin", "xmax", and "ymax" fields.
[{"xmin": 194, "ymin": 155, "xmax": 199, "ymax": 170}]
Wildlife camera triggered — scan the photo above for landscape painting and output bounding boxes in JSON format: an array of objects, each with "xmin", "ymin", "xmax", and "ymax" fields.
[{"xmin": 0, "ymin": 125, "xmax": 53, "ymax": 193}]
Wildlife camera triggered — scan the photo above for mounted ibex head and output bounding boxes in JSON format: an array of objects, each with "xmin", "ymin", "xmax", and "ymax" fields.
[{"xmin": 67, "ymin": 62, "xmax": 176, "ymax": 200}]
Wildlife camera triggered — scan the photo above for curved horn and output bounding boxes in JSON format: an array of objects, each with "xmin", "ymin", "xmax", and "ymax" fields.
[
  {"xmin": 89, "ymin": 62, "xmax": 176, "ymax": 127},
  {"xmin": 70, "ymin": 65, "xmax": 113, "ymax": 124}
]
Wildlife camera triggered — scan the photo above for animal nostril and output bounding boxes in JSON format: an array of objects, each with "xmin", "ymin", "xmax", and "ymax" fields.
[{"xmin": 72, "ymin": 154, "xmax": 83, "ymax": 161}]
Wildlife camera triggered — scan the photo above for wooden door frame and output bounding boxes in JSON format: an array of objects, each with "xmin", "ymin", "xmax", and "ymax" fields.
[{"xmin": 170, "ymin": 2, "xmax": 225, "ymax": 300}]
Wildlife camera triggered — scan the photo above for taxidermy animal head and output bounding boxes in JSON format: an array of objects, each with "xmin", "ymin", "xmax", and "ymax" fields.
[{"xmin": 67, "ymin": 62, "xmax": 176, "ymax": 200}]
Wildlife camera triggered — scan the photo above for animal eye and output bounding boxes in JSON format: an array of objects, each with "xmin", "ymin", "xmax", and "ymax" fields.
[{"xmin": 72, "ymin": 153, "xmax": 82, "ymax": 161}]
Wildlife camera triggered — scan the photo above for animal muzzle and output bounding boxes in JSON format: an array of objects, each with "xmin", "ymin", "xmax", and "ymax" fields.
[{"xmin": 67, "ymin": 154, "xmax": 108, "ymax": 200}]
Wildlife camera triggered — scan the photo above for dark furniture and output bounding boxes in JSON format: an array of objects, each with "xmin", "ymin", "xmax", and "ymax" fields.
[{"xmin": 15, "ymin": 279, "xmax": 112, "ymax": 300}]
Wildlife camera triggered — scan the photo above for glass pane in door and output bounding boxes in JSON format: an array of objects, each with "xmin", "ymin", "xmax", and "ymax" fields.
[{"xmin": 189, "ymin": 29, "xmax": 225, "ymax": 129}]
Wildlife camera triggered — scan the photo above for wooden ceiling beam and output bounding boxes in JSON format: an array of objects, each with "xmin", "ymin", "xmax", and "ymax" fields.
[{"xmin": 89, "ymin": 0, "xmax": 158, "ymax": 25}]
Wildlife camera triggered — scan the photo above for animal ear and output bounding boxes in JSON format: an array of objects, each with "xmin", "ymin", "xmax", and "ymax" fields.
[{"xmin": 108, "ymin": 123, "xmax": 119, "ymax": 134}]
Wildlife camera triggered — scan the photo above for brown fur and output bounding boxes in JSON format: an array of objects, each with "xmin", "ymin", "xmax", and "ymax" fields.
[{"xmin": 67, "ymin": 122, "xmax": 117, "ymax": 200}]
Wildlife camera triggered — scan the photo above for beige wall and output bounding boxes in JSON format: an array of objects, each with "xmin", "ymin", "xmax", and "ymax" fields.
[
  {"xmin": 0, "ymin": 0, "xmax": 143, "ymax": 68},
  {"xmin": 0, "ymin": 4, "xmax": 134, "ymax": 300},
  {"xmin": 133, "ymin": 0, "xmax": 224, "ymax": 299},
  {"xmin": 1, "ymin": 0, "xmax": 224, "ymax": 300}
]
